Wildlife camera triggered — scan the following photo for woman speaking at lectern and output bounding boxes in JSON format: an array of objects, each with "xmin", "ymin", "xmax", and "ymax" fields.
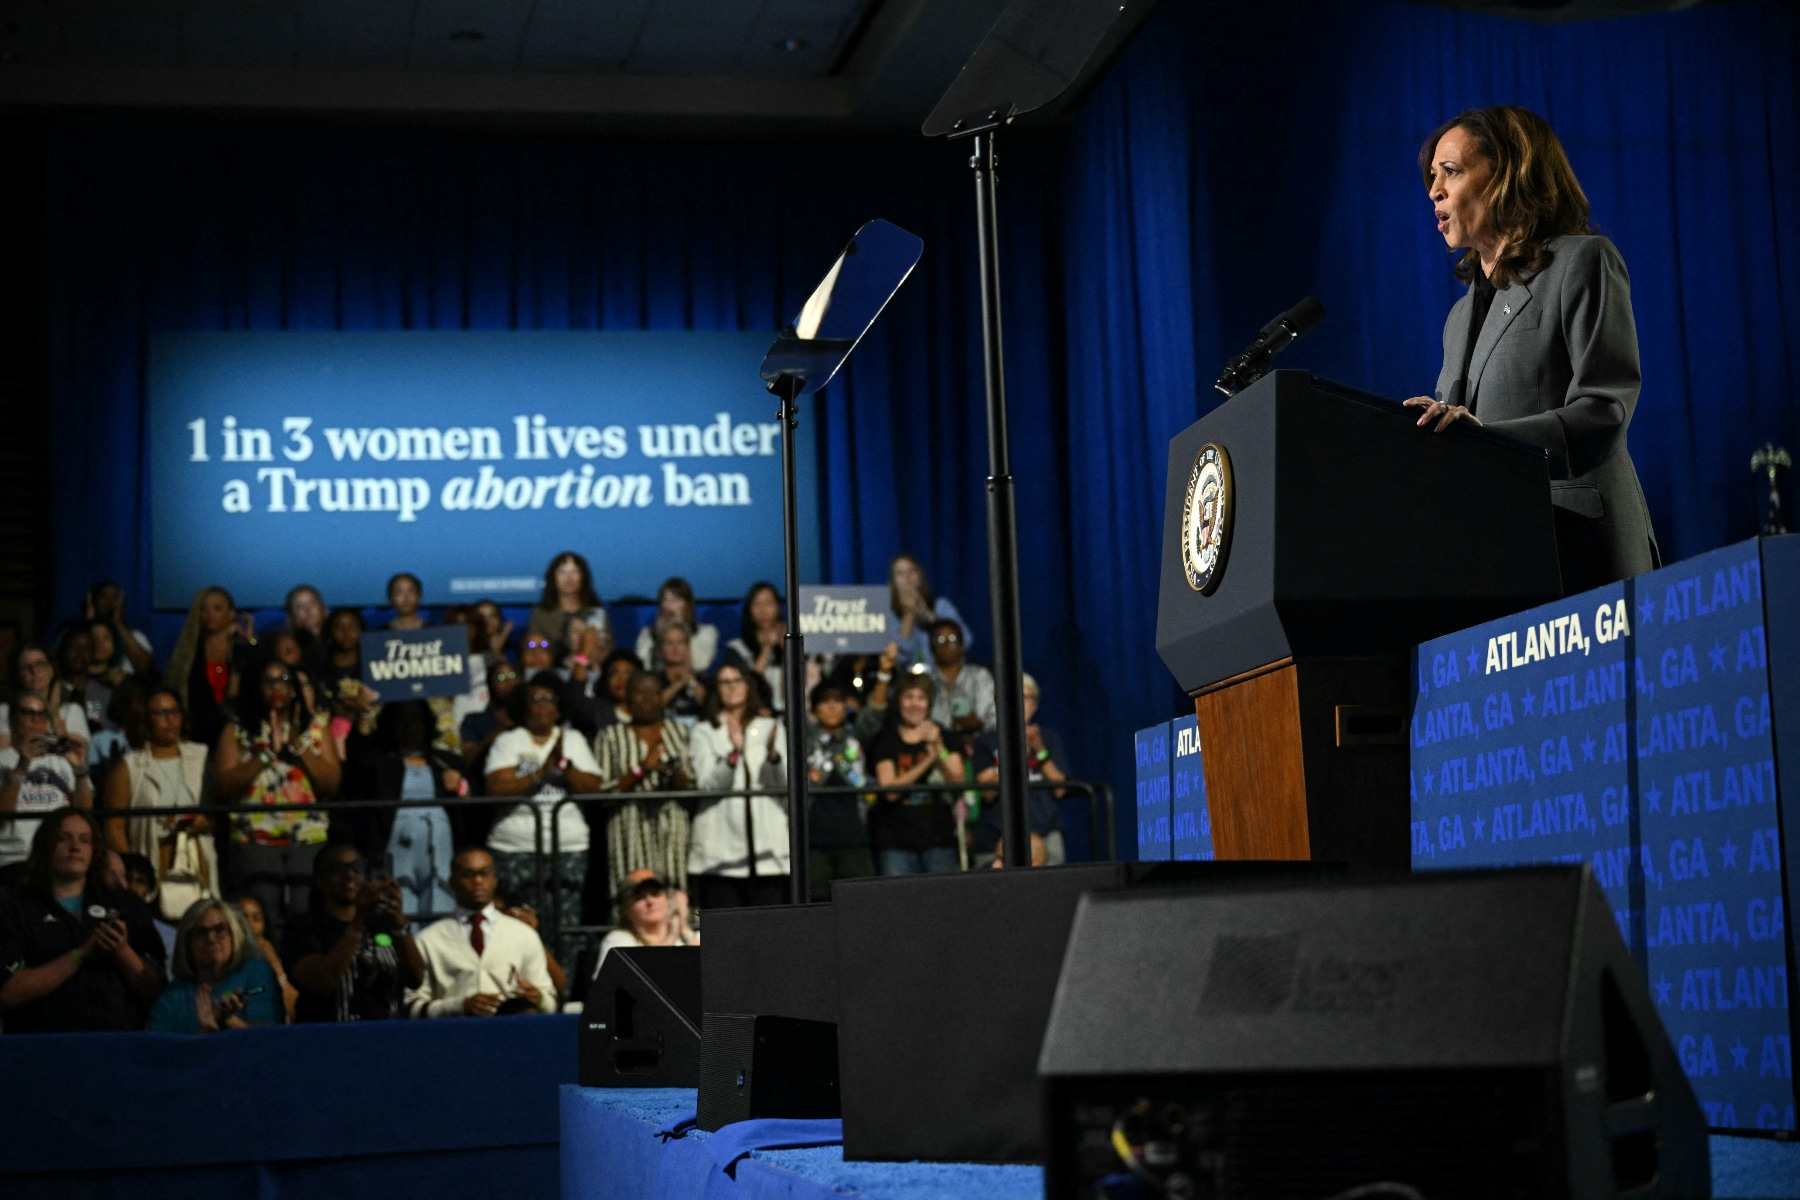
[{"xmin": 1404, "ymin": 105, "xmax": 1659, "ymax": 595}]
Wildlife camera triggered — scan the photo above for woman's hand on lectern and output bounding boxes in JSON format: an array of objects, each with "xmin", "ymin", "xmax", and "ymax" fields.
[{"xmin": 1404, "ymin": 395, "xmax": 1480, "ymax": 432}]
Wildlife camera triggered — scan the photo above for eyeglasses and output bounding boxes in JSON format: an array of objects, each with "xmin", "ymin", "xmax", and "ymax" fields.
[
  {"xmin": 492, "ymin": 670, "xmax": 519, "ymax": 683},
  {"xmin": 319, "ymin": 859, "xmax": 367, "ymax": 878},
  {"xmin": 525, "ymin": 638, "xmax": 552, "ymax": 650},
  {"xmin": 15, "ymin": 707, "xmax": 50, "ymax": 720},
  {"xmin": 718, "ymin": 676, "xmax": 748, "ymax": 687},
  {"xmin": 261, "ymin": 673, "xmax": 294, "ymax": 687},
  {"xmin": 148, "ymin": 706, "xmax": 182, "ymax": 719},
  {"xmin": 933, "ymin": 635, "xmax": 962, "ymax": 645},
  {"xmin": 189, "ymin": 923, "xmax": 232, "ymax": 942},
  {"xmin": 452, "ymin": 865, "xmax": 496, "ymax": 880}
]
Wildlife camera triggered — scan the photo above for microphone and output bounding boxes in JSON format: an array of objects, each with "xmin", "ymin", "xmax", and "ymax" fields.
[{"xmin": 1213, "ymin": 297, "xmax": 1326, "ymax": 398}]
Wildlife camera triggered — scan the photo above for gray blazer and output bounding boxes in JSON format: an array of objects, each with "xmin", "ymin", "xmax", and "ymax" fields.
[{"xmin": 1433, "ymin": 234, "xmax": 1659, "ymax": 593}]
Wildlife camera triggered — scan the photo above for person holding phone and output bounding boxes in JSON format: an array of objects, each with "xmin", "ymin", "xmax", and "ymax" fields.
[
  {"xmin": 407, "ymin": 847, "xmax": 556, "ymax": 1018},
  {"xmin": 281, "ymin": 843, "xmax": 423, "ymax": 1023},
  {"xmin": 147, "ymin": 899, "xmax": 283, "ymax": 1032},
  {"xmin": 0, "ymin": 693, "xmax": 94, "ymax": 879},
  {"xmin": 0, "ymin": 807, "xmax": 166, "ymax": 1032}
]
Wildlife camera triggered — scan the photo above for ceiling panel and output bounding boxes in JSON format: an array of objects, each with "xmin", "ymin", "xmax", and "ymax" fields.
[
  {"xmin": 182, "ymin": 7, "xmax": 297, "ymax": 68},
  {"xmin": 296, "ymin": 0, "xmax": 415, "ymax": 70},
  {"xmin": 519, "ymin": 0, "xmax": 652, "ymax": 72},
  {"xmin": 409, "ymin": 0, "xmax": 530, "ymax": 70}
]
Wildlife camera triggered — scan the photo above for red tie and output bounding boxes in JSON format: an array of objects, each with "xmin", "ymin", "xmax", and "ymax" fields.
[{"xmin": 470, "ymin": 912, "xmax": 485, "ymax": 956}]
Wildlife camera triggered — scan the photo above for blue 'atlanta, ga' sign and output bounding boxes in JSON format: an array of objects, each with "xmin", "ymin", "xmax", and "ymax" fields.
[{"xmin": 1411, "ymin": 536, "xmax": 1800, "ymax": 1132}]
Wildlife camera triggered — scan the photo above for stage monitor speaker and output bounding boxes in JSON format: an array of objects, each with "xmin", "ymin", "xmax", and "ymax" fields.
[
  {"xmin": 835, "ymin": 862, "xmax": 1337, "ymax": 1164},
  {"xmin": 1040, "ymin": 867, "xmax": 1710, "ymax": 1200},
  {"xmin": 696, "ymin": 903, "xmax": 840, "ymax": 1131},
  {"xmin": 577, "ymin": 946, "xmax": 702, "ymax": 1088},
  {"xmin": 697, "ymin": 1013, "xmax": 840, "ymax": 1130}
]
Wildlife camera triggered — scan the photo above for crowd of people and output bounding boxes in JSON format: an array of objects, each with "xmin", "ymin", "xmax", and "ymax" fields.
[{"xmin": 0, "ymin": 554, "xmax": 1074, "ymax": 1034}]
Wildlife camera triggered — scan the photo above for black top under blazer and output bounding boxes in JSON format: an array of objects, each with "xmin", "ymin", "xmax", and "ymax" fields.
[{"xmin": 1432, "ymin": 234, "xmax": 1660, "ymax": 595}]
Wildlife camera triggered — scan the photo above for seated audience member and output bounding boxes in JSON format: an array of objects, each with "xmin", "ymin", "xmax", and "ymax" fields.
[
  {"xmin": 971, "ymin": 673, "xmax": 1069, "ymax": 867},
  {"xmin": 687, "ymin": 663, "xmax": 789, "ymax": 910},
  {"xmin": 927, "ymin": 618, "xmax": 996, "ymax": 749},
  {"xmin": 653, "ymin": 622, "xmax": 707, "ymax": 722},
  {"xmin": 0, "ymin": 693, "xmax": 95, "ymax": 878},
  {"xmin": 888, "ymin": 555, "xmax": 971, "ymax": 672},
  {"xmin": 634, "ymin": 577, "xmax": 719, "ymax": 673},
  {"xmin": 232, "ymin": 893, "xmax": 299, "ymax": 1022},
  {"xmin": 119, "ymin": 852, "xmax": 179, "ymax": 960},
  {"xmin": 869, "ymin": 675, "xmax": 964, "ymax": 876},
  {"xmin": 1, "ymin": 641, "xmax": 91, "ymax": 758},
  {"xmin": 164, "ymin": 586, "xmax": 256, "ymax": 751},
  {"xmin": 484, "ymin": 676, "xmax": 603, "ymax": 960},
  {"xmin": 594, "ymin": 871, "xmax": 696, "ymax": 975},
  {"xmin": 281, "ymin": 844, "xmax": 423, "ymax": 1022},
  {"xmin": 85, "ymin": 581, "xmax": 156, "ymax": 677},
  {"xmin": 594, "ymin": 671, "xmax": 693, "ymax": 910},
  {"xmin": 352, "ymin": 701, "xmax": 464, "ymax": 919},
  {"xmin": 724, "ymin": 582, "xmax": 788, "ymax": 713},
  {"xmin": 0, "ymin": 808, "xmax": 166, "ymax": 1032},
  {"xmin": 805, "ymin": 683, "xmax": 873, "ymax": 900},
  {"xmin": 86, "ymin": 622, "xmax": 127, "ymax": 689},
  {"xmin": 987, "ymin": 833, "xmax": 1050, "ymax": 868},
  {"xmin": 386, "ymin": 572, "xmax": 427, "ymax": 631},
  {"xmin": 475, "ymin": 599, "xmax": 515, "ymax": 658},
  {"xmin": 407, "ymin": 847, "xmax": 555, "ymax": 1017},
  {"xmin": 529, "ymin": 552, "xmax": 614, "ymax": 664},
  {"xmin": 103, "ymin": 685, "xmax": 216, "ymax": 896},
  {"xmin": 147, "ymin": 899, "xmax": 283, "ymax": 1032},
  {"xmin": 497, "ymin": 894, "xmax": 566, "ymax": 999},
  {"xmin": 593, "ymin": 648, "xmax": 642, "ymax": 728},
  {"xmin": 215, "ymin": 661, "xmax": 342, "ymax": 926}
]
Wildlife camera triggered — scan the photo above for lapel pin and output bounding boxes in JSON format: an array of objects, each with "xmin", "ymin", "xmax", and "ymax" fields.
[{"xmin": 1502, "ymin": 304, "xmax": 1511, "ymax": 316}]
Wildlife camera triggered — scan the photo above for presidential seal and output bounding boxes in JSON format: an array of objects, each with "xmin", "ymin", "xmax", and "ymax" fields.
[{"xmin": 1181, "ymin": 443, "xmax": 1233, "ymax": 594}]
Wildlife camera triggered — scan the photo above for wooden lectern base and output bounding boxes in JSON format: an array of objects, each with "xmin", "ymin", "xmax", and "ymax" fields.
[{"xmin": 1192, "ymin": 655, "xmax": 1411, "ymax": 869}]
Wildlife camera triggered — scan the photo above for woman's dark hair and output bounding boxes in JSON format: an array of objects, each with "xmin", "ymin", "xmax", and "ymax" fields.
[
  {"xmin": 325, "ymin": 607, "xmax": 366, "ymax": 654},
  {"xmin": 508, "ymin": 671, "xmax": 566, "ymax": 726},
  {"xmin": 7, "ymin": 639, "xmax": 53, "ymax": 701},
  {"xmin": 114, "ymin": 678, "xmax": 178, "ymax": 749},
  {"xmin": 53, "ymin": 626, "xmax": 94, "ymax": 680},
  {"xmin": 235, "ymin": 658, "xmax": 306, "ymax": 733},
  {"xmin": 737, "ymin": 582, "xmax": 782, "ymax": 652},
  {"xmin": 890, "ymin": 672, "xmax": 935, "ymax": 709},
  {"xmin": 539, "ymin": 552, "xmax": 602, "ymax": 611},
  {"xmin": 887, "ymin": 554, "xmax": 936, "ymax": 618},
  {"xmin": 285, "ymin": 584, "xmax": 324, "ymax": 620},
  {"xmin": 600, "ymin": 647, "xmax": 641, "ymax": 679},
  {"xmin": 377, "ymin": 698, "xmax": 436, "ymax": 753},
  {"xmin": 17, "ymin": 807, "xmax": 113, "ymax": 899},
  {"xmin": 700, "ymin": 661, "xmax": 750, "ymax": 727},
  {"xmin": 656, "ymin": 577, "xmax": 698, "ymax": 631},
  {"xmin": 386, "ymin": 572, "xmax": 423, "ymax": 601},
  {"xmin": 1419, "ymin": 105, "xmax": 1595, "ymax": 288}
]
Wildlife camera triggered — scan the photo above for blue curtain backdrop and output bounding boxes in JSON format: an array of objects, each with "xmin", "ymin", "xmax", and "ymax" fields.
[{"xmin": 39, "ymin": 0, "xmax": 1799, "ymax": 855}]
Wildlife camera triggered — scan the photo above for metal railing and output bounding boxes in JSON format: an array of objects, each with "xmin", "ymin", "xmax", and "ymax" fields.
[{"xmin": 92, "ymin": 778, "xmax": 1117, "ymax": 951}]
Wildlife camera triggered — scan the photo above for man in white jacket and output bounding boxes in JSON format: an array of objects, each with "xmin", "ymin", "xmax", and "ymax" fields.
[{"xmin": 406, "ymin": 847, "xmax": 556, "ymax": 1017}]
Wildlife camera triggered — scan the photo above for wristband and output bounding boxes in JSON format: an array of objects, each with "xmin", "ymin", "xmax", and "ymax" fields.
[
  {"xmin": 1033, "ymin": 748, "xmax": 1051, "ymax": 764},
  {"xmin": 937, "ymin": 749, "xmax": 950, "ymax": 761},
  {"xmin": 556, "ymin": 757, "xmax": 570, "ymax": 773},
  {"xmin": 876, "ymin": 671, "xmax": 893, "ymax": 682},
  {"xmin": 727, "ymin": 750, "xmax": 742, "ymax": 767},
  {"xmin": 72, "ymin": 767, "xmax": 90, "ymax": 779},
  {"xmin": 69, "ymin": 948, "xmax": 85, "ymax": 967}
]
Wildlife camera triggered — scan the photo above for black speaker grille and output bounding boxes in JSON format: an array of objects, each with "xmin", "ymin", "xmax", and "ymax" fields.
[{"xmin": 698, "ymin": 1013, "xmax": 757, "ymax": 1132}]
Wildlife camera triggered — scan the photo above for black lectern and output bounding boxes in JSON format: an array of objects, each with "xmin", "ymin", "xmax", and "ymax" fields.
[{"xmin": 1155, "ymin": 371, "xmax": 1560, "ymax": 867}]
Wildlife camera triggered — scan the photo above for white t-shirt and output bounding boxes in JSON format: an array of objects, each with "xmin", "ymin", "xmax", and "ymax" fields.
[
  {"xmin": 0, "ymin": 749, "xmax": 81, "ymax": 866},
  {"xmin": 484, "ymin": 725, "xmax": 598, "ymax": 855}
]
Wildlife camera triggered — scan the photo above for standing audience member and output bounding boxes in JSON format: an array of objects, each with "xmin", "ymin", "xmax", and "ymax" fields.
[
  {"xmin": 888, "ymin": 555, "xmax": 970, "ymax": 672},
  {"xmin": 475, "ymin": 600, "xmax": 515, "ymax": 659},
  {"xmin": 146, "ymin": 899, "xmax": 283, "ymax": 1032},
  {"xmin": 319, "ymin": 608, "xmax": 379, "ymax": 754},
  {"xmin": 407, "ymin": 847, "xmax": 555, "ymax": 1017},
  {"xmin": 281, "ymin": 844, "xmax": 422, "ymax": 1022},
  {"xmin": 58, "ymin": 628, "xmax": 123, "ymax": 769},
  {"xmin": 687, "ymin": 663, "xmax": 789, "ymax": 910},
  {"xmin": 593, "ymin": 871, "xmax": 696, "ymax": 975},
  {"xmin": 594, "ymin": 672, "xmax": 693, "ymax": 910},
  {"xmin": 0, "ymin": 808, "xmax": 166, "ymax": 1032},
  {"xmin": 529, "ymin": 552, "xmax": 614, "ymax": 664},
  {"xmin": 483, "ymin": 677, "xmax": 603, "ymax": 958},
  {"xmin": 0, "ymin": 694, "xmax": 94, "ymax": 878},
  {"xmin": 587, "ymin": 648, "xmax": 640, "ymax": 730},
  {"xmin": 232, "ymin": 893, "xmax": 299, "ymax": 1022},
  {"xmin": 805, "ymin": 683, "xmax": 873, "ymax": 900},
  {"xmin": 164, "ymin": 587, "xmax": 256, "ymax": 750},
  {"xmin": 460, "ymin": 658, "xmax": 520, "ymax": 780},
  {"xmin": 215, "ymin": 661, "xmax": 342, "ymax": 925},
  {"xmin": 723, "ymin": 582, "xmax": 788, "ymax": 713},
  {"xmin": 869, "ymin": 675, "xmax": 964, "ymax": 876},
  {"xmin": 85, "ymin": 581, "xmax": 156, "ymax": 677},
  {"xmin": 284, "ymin": 585, "xmax": 330, "ymax": 678},
  {"xmin": 971, "ymin": 673, "xmax": 1069, "ymax": 867},
  {"xmin": 634, "ymin": 578, "xmax": 718, "ymax": 672},
  {"xmin": 385, "ymin": 572, "xmax": 427, "ymax": 631},
  {"xmin": 101, "ymin": 686, "xmax": 216, "ymax": 905},
  {"xmin": 926, "ymin": 618, "xmax": 996, "ymax": 748},
  {"xmin": 119, "ymin": 852, "xmax": 180, "ymax": 961},
  {"xmin": 351, "ymin": 701, "xmax": 464, "ymax": 919},
  {"xmin": 1, "ymin": 641, "xmax": 91, "ymax": 756},
  {"xmin": 653, "ymin": 623, "xmax": 707, "ymax": 722}
]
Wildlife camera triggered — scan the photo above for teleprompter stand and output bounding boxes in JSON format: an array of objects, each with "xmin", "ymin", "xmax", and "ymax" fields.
[
  {"xmin": 924, "ymin": 0, "xmax": 1132, "ymax": 865},
  {"xmin": 759, "ymin": 221, "xmax": 925, "ymax": 903}
]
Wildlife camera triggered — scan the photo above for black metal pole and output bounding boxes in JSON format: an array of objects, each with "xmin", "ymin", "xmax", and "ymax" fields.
[
  {"xmin": 770, "ymin": 373, "xmax": 812, "ymax": 903},
  {"xmin": 969, "ymin": 130, "xmax": 1030, "ymax": 868}
]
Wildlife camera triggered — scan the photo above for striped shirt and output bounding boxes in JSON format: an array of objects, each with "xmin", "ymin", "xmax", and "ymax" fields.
[{"xmin": 594, "ymin": 720, "xmax": 692, "ymax": 916}]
